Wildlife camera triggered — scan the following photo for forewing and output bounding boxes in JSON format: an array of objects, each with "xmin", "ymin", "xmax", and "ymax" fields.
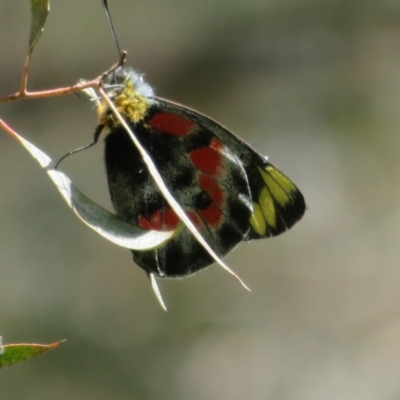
[{"xmin": 152, "ymin": 98, "xmax": 306, "ymax": 240}]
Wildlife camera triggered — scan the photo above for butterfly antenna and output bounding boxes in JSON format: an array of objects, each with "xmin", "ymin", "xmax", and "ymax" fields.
[
  {"xmin": 55, "ymin": 124, "xmax": 104, "ymax": 170},
  {"xmin": 102, "ymin": 0, "xmax": 122, "ymax": 57}
]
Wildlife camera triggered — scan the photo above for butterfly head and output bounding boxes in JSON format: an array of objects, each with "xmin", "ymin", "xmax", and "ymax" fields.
[{"xmin": 98, "ymin": 67, "xmax": 155, "ymax": 128}]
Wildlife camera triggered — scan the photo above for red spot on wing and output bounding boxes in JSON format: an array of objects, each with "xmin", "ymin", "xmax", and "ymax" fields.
[
  {"xmin": 198, "ymin": 174, "xmax": 224, "ymax": 206},
  {"xmin": 163, "ymin": 208, "xmax": 180, "ymax": 230},
  {"xmin": 187, "ymin": 210, "xmax": 201, "ymax": 227},
  {"xmin": 210, "ymin": 138, "xmax": 224, "ymax": 152},
  {"xmin": 138, "ymin": 208, "xmax": 179, "ymax": 231},
  {"xmin": 189, "ymin": 147, "xmax": 222, "ymax": 175},
  {"xmin": 199, "ymin": 203, "xmax": 222, "ymax": 227},
  {"xmin": 138, "ymin": 215, "xmax": 152, "ymax": 230},
  {"xmin": 149, "ymin": 112, "xmax": 195, "ymax": 136},
  {"xmin": 139, "ymin": 205, "xmax": 221, "ymax": 231}
]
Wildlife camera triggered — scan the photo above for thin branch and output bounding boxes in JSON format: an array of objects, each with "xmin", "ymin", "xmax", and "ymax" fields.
[
  {"xmin": 0, "ymin": 51, "xmax": 126, "ymax": 104},
  {"xmin": 19, "ymin": 54, "xmax": 31, "ymax": 96},
  {"xmin": 0, "ymin": 119, "xmax": 17, "ymax": 139}
]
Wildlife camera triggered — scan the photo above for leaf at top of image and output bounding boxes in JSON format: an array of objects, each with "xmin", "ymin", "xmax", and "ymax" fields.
[{"xmin": 29, "ymin": 0, "xmax": 50, "ymax": 53}]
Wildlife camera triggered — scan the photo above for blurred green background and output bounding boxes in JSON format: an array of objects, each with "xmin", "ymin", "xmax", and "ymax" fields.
[{"xmin": 2, "ymin": 0, "xmax": 400, "ymax": 399}]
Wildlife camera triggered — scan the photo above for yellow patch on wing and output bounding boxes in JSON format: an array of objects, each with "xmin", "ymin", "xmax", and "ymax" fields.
[
  {"xmin": 249, "ymin": 202, "xmax": 267, "ymax": 235},
  {"xmin": 249, "ymin": 166, "xmax": 299, "ymax": 237},
  {"xmin": 259, "ymin": 166, "xmax": 297, "ymax": 205},
  {"xmin": 259, "ymin": 187, "xmax": 277, "ymax": 229}
]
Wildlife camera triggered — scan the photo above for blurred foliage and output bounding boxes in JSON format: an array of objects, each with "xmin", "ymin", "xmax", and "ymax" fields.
[
  {"xmin": 1, "ymin": 0, "xmax": 400, "ymax": 399},
  {"xmin": 0, "ymin": 338, "xmax": 64, "ymax": 369}
]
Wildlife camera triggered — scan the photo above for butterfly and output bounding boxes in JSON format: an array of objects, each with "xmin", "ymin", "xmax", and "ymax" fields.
[{"xmin": 90, "ymin": 67, "xmax": 306, "ymax": 296}]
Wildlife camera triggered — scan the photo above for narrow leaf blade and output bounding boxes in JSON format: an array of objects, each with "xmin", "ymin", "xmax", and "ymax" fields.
[
  {"xmin": 0, "ymin": 340, "xmax": 65, "ymax": 369},
  {"xmin": 29, "ymin": 0, "xmax": 50, "ymax": 53},
  {"xmin": 6, "ymin": 128, "xmax": 174, "ymax": 250}
]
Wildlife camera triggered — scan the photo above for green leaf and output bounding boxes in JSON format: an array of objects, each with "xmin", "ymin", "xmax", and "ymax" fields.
[
  {"xmin": 29, "ymin": 0, "xmax": 50, "ymax": 53},
  {"xmin": 0, "ymin": 338, "xmax": 65, "ymax": 369}
]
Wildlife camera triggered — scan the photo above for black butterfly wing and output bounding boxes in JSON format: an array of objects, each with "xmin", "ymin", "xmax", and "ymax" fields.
[{"xmin": 103, "ymin": 98, "xmax": 305, "ymax": 277}]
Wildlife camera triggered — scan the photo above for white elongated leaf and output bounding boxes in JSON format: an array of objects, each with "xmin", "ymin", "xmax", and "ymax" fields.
[
  {"xmin": 13, "ymin": 132, "xmax": 174, "ymax": 250},
  {"xmin": 149, "ymin": 273, "xmax": 167, "ymax": 311}
]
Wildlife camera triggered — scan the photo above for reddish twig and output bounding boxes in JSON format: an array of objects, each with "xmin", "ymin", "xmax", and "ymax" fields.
[{"xmin": 0, "ymin": 52, "xmax": 126, "ymax": 104}]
